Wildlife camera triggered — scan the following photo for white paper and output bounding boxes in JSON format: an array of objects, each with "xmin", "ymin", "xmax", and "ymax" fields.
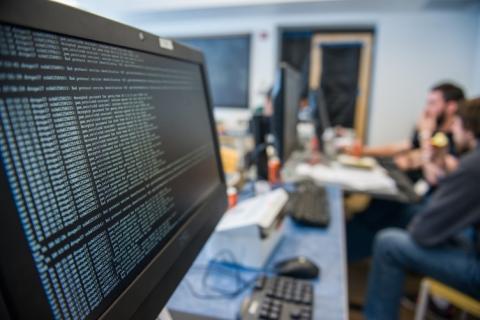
[
  {"xmin": 216, "ymin": 188, "xmax": 288, "ymax": 232},
  {"xmin": 295, "ymin": 163, "xmax": 397, "ymax": 193}
]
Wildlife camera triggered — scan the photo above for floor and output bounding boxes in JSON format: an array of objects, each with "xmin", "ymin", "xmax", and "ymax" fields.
[{"xmin": 347, "ymin": 259, "xmax": 417, "ymax": 320}]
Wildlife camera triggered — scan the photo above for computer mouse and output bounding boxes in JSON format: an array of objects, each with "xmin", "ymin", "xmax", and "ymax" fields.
[{"xmin": 273, "ymin": 256, "xmax": 320, "ymax": 279}]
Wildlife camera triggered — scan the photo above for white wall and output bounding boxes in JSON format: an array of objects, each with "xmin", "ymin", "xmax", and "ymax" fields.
[
  {"xmin": 369, "ymin": 12, "xmax": 477, "ymax": 145},
  {"xmin": 127, "ymin": 7, "xmax": 479, "ymax": 145}
]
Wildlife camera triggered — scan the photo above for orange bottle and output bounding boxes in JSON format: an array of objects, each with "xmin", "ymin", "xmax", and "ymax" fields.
[
  {"xmin": 227, "ymin": 187, "xmax": 238, "ymax": 209},
  {"xmin": 268, "ymin": 157, "xmax": 281, "ymax": 185}
]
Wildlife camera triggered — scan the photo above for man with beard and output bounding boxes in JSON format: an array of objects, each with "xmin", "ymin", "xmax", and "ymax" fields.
[{"xmin": 360, "ymin": 83, "xmax": 465, "ymax": 162}]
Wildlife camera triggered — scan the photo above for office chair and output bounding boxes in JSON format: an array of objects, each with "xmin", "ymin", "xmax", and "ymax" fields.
[{"xmin": 415, "ymin": 277, "xmax": 480, "ymax": 320}]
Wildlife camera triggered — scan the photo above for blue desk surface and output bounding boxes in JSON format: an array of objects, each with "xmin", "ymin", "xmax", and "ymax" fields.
[{"xmin": 167, "ymin": 186, "xmax": 348, "ymax": 320}]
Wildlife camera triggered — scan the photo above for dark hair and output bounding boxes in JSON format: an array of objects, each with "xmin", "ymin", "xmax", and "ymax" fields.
[
  {"xmin": 458, "ymin": 97, "xmax": 480, "ymax": 138},
  {"xmin": 431, "ymin": 83, "xmax": 465, "ymax": 103}
]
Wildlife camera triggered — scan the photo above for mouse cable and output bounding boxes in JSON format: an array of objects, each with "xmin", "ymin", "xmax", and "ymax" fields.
[{"xmin": 183, "ymin": 249, "xmax": 258, "ymax": 300}]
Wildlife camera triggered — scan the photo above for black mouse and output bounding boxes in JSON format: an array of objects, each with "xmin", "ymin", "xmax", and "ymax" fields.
[{"xmin": 273, "ymin": 256, "xmax": 320, "ymax": 279}]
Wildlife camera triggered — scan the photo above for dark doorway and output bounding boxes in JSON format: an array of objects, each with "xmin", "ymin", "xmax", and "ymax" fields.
[{"xmin": 279, "ymin": 28, "xmax": 374, "ymax": 141}]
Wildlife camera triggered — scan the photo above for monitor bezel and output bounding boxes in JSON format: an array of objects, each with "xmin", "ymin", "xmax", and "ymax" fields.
[{"xmin": 0, "ymin": 1, "xmax": 228, "ymax": 319}]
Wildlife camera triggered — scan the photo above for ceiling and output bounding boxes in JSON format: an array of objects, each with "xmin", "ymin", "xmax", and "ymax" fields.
[{"xmin": 52, "ymin": 0, "xmax": 480, "ymax": 25}]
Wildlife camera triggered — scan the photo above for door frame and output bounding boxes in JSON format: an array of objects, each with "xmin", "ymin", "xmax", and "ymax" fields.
[{"xmin": 309, "ymin": 33, "xmax": 373, "ymax": 142}]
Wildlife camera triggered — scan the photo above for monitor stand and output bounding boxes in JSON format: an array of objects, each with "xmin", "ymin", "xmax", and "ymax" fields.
[
  {"xmin": 158, "ymin": 308, "xmax": 218, "ymax": 320},
  {"xmin": 157, "ymin": 309, "xmax": 173, "ymax": 320}
]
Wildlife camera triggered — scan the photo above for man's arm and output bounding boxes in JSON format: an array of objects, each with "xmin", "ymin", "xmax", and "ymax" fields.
[
  {"xmin": 408, "ymin": 166, "xmax": 480, "ymax": 247},
  {"xmin": 359, "ymin": 140, "xmax": 412, "ymax": 157}
]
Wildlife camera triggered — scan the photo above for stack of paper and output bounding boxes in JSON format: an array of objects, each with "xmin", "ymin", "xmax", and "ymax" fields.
[
  {"xmin": 295, "ymin": 163, "xmax": 397, "ymax": 193},
  {"xmin": 216, "ymin": 188, "xmax": 289, "ymax": 232}
]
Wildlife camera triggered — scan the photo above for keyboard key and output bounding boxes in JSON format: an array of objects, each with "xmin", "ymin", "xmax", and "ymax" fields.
[{"xmin": 241, "ymin": 276, "xmax": 314, "ymax": 320}]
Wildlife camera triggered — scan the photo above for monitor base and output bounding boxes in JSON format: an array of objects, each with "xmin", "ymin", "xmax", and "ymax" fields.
[
  {"xmin": 157, "ymin": 308, "xmax": 173, "ymax": 320},
  {"xmin": 157, "ymin": 308, "xmax": 219, "ymax": 320}
]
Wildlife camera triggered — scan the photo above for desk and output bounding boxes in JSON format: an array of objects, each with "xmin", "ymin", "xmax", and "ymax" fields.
[
  {"xmin": 282, "ymin": 150, "xmax": 416, "ymax": 203},
  {"xmin": 166, "ymin": 186, "xmax": 348, "ymax": 320}
]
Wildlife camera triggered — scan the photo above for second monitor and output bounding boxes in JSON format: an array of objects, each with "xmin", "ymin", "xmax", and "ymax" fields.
[
  {"xmin": 271, "ymin": 63, "xmax": 302, "ymax": 163},
  {"xmin": 179, "ymin": 35, "xmax": 251, "ymax": 110}
]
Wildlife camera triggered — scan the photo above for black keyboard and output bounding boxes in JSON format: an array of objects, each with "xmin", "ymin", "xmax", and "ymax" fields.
[
  {"xmin": 377, "ymin": 157, "xmax": 419, "ymax": 203},
  {"xmin": 284, "ymin": 181, "xmax": 330, "ymax": 227},
  {"xmin": 241, "ymin": 276, "xmax": 314, "ymax": 320},
  {"xmin": 376, "ymin": 157, "xmax": 396, "ymax": 170}
]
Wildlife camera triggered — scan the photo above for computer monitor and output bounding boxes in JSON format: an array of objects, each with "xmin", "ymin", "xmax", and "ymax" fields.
[
  {"xmin": 271, "ymin": 63, "xmax": 302, "ymax": 163},
  {"xmin": 312, "ymin": 88, "xmax": 333, "ymax": 146},
  {"xmin": 178, "ymin": 35, "xmax": 250, "ymax": 109},
  {"xmin": 0, "ymin": 1, "xmax": 227, "ymax": 320},
  {"xmin": 250, "ymin": 114, "xmax": 270, "ymax": 180}
]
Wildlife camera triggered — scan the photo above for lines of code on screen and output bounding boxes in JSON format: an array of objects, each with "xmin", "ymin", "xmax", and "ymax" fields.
[{"xmin": 0, "ymin": 24, "xmax": 220, "ymax": 320}]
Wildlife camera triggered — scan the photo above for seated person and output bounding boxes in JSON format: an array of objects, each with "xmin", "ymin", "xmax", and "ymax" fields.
[
  {"xmin": 378, "ymin": 83, "xmax": 464, "ymax": 185},
  {"xmin": 247, "ymin": 88, "xmax": 273, "ymax": 180},
  {"xmin": 346, "ymin": 85, "xmax": 465, "ymax": 261},
  {"xmin": 361, "ymin": 83, "xmax": 465, "ymax": 161},
  {"xmin": 364, "ymin": 97, "xmax": 480, "ymax": 319}
]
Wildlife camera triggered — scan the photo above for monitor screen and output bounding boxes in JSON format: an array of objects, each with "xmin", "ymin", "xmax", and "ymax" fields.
[
  {"xmin": 179, "ymin": 35, "xmax": 250, "ymax": 109},
  {"xmin": 312, "ymin": 88, "xmax": 332, "ymax": 142},
  {"xmin": 271, "ymin": 64, "xmax": 301, "ymax": 162},
  {"xmin": 0, "ymin": 3, "xmax": 227, "ymax": 319}
]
